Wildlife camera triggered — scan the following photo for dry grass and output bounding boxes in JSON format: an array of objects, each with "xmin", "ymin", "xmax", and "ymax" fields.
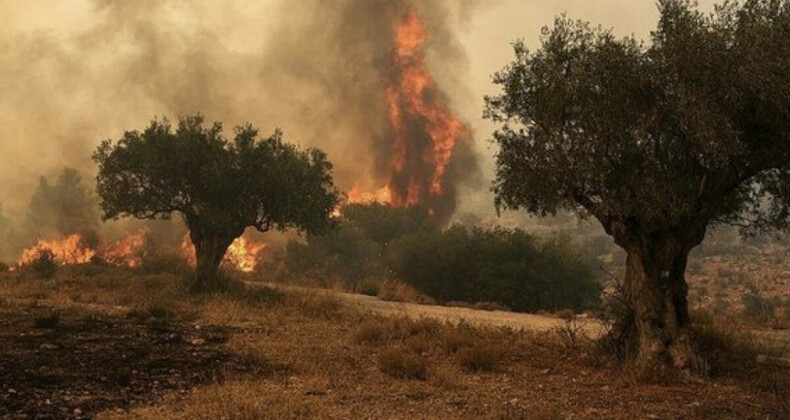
[
  {"xmin": 456, "ymin": 345, "xmax": 502, "ymax": 372},
  {"xmin": 2, "ymin": 269, "xmax": 789, "ymax": 419},
  {"xmin": 377, "ymin": 347, "xmax": 428, "ymax": 380}
]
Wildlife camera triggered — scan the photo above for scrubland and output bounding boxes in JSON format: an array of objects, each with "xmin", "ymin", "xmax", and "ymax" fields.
[{"xmin": 0, "ymin": 267, "xmax": 788, "ymax": 419}]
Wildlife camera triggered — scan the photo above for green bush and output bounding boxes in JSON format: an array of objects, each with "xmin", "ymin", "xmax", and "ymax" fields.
[
  {"xmin": 284, "ymin": 204, "xmax": 434, "ymax": 290},
  {"xmin": 282, "ymin": 205, "xmax": 601, "ymax": 313},
  {"xmin": 390, "ymin": 226, "xmax": 601, "ymax": 313},
  {"xmin": 360, "ymin": 282, "xmax": 380, "ymax": 297}
]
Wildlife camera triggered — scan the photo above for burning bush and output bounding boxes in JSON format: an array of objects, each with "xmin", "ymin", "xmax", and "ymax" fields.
[{"xmin": 28, "ymin": 249, "xmax": 59, "ymax": 279}]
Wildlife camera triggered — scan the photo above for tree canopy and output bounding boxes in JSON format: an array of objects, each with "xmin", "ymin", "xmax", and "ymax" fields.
[
  {"xmin": 26, "ymin": 168, "xmax": 99, "ymax": 241},
  {"xmin": 486, "ymin": 0, "xmax": 790, "ymax": 375},
  {"xmin": 93, "ymin": 114, "xmax": 340, "ymax": 289}
]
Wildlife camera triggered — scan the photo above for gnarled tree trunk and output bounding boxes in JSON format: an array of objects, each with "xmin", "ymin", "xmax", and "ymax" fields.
[
  {"xmin": 608, "ymin": 229, "xmax": 708, "ymax": 377},
  {"xmin": 190, "ymin": 231, "xmax": 235, "ymax": 291}
]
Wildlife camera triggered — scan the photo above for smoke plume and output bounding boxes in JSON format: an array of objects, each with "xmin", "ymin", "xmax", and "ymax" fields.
[{"xmin": 0, "ymin": 0, "xmax": 485, "ymax": 256}]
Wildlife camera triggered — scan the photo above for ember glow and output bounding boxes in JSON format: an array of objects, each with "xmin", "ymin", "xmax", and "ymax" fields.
[
  {"xmin": 19, "ymin": 234, "xmax": 96, "ymax": 266},
  {"xmin": 181, "ymin": 234, "xmax": 266, "ymax": 273}
]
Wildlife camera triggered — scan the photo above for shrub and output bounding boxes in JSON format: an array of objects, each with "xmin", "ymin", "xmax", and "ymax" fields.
[
  {"xmin": 355, "ymin": 320, "xmax": 386, "ymax": 344},
  {"xmin": 555, "ymin": 309, "xmax": 576, "ymax": 321},
  {"xmin": 360, "ymin": 282, "xmax": 380, "ymax": 297},
  {"xmin": 695, "ymin": 322, "xmax": 761, "ymax": 375},
  {"xmin": 30, "ymin": 249, "xmax": 58, "ymax": 279},
  {"xmin": 378, "ymin": 348, "xmax": 428, "ymax": 380},
  {"xmin": 283, "ymin": 204, "xmax": 433, "ymax": 291},
  {"xmin": 443, "ymin": 328, "xmax": 476, "ymax": 354},
  {"xmin": 554, "ymin": 319, "xmax": 587, "ymax": 351},
  {"xmin": 390, "ymin": 227, "xmax": 602, "ymax": 313},
  {"xmin": 742, "ymin": 293, "xmax": 778, "ymax": 325},
  {"xmin": 456, "ymin": 344, "xmax": 501, "ymax": 372},
  {"xmin": 472, "ymin": 302, "xmax": 510, "ymax": 312},
  {"xmin": 0, "ymin": 262, "xmax": 9, "ymax": 273}
]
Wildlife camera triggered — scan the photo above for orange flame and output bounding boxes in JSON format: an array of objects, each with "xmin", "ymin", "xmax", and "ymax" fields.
[
  {"xmin": 17, "ymin": 231, "xmax": 149, "ymax": 268},
  {"xmin": 180, "ymin": 234, "xmax": 266, "ymax": 273},
  {"xmin": 347, "ymin": 186, "xmax": 393, "ymax": 205},
  {"xmin": 351, "ymin": 3, "xmax": 468, "ymax": 213},
  {"xmin": 102, "ymin": 231, "xmax": 146, "ymax": 268},
  {"xmin": 19, "ymin": 234, "xmax": 96, "ymax": 266}
]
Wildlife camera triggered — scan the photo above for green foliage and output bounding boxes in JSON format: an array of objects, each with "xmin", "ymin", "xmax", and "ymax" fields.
[
  {"xmin": 285, "ymin": 223, "xmax": 379, "ymax": 289},
  {"xmin": 486, "ymin": 1, "xmax": 790, "ymax": 235},
  {"xmin": 485, "ymin": 0, "xmax": 790, "ymax": 368},
  {"xmin": 341, "ymin": 203, "xmax": 434, "ymax": 246},
  {"xmin": 93, "ymin": 115, "xmax": 339, "ymax": 236},
  {"xmin": 285, "ymin": 204, "xmax": 600, "ymax": 312},
  {"xmin": 390, "ymin": 226, "xmax": 601, "ymax": 313},
  {"xmin": 360, "ymin": 282, "xmax": 380, "ymax": 297},
  {"xmin": 284, "ymin": 204, "xmax": 433, "ymax": 289},
  {"xmin": 93, "ymin": 114, "xmax": 340, "ymax": 287},
  {"xmin": 26, "ymin": 168, "xmax": 99, "ymax": 239}
]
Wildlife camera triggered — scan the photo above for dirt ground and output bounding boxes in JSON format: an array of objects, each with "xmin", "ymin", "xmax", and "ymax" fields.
[
  {"xmin": 1, "ymin": 271, "xmax": 788, "ymax": 419},
  {"xmin": 259, "ymin": 281, "xmax": 790, "ymax": 356}
]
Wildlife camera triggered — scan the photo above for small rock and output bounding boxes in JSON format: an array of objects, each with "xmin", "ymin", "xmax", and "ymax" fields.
[
  {"xmin": 74, "ymin": 408, "xmax": 83, "ymax": 417},
  {"xmin": 541, "ymin": 368, "xmax": 551, "ymax": 375},
  {"xmin": 601, "ymin": 385, "xmax": 611, "ymax": 392},
  {"xmin": 191, "ymin": 338, "xmax": 206, "ymax": 347},
  {"xmin": 509, "ymin": 398, "xmax": 520, "ymax": 405},
  {"xmin": 40, "ymin": 343, "xmax": 57, "ymax": 351}
]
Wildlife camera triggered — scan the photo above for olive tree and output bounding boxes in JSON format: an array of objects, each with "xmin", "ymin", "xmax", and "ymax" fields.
[
  {"xmin": 93, "ymin": 115, "xmax": 339, "ymax": 290},
  {"xmin": 486, "ymin": 0, "xmax": 790, "ymax": 374}
]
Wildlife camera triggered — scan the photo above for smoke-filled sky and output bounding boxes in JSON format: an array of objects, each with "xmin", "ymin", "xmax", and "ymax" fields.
[{"xmin": 0, "ymin": 0, "xmax": 718, "ymax": 222}]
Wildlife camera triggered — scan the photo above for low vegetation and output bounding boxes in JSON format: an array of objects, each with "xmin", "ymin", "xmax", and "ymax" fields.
[
  {"xmin": 0, "ymin": 265, "xmax": 787, "ymax": 419},
  {"xmin": 284, "ymin": 204, "xmax": 602, "ymax": 314},
  {"xmin": 391, "ymin": 227, "xmax": 601, "ymax": 313}
]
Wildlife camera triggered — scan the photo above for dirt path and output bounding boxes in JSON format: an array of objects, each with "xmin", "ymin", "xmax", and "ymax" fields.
[
  {"xmin": 255, "ymin": 282, "xmax": 790, "ymax": 355},
  {"xmin": 256, "ymin": 282, "xmax": 605, "ymax": 337}
]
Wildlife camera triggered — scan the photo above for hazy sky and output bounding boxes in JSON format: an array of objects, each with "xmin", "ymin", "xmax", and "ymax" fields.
[{"xmin": 0, "ymin": 0, "xmax": 720, "ymax": 219}]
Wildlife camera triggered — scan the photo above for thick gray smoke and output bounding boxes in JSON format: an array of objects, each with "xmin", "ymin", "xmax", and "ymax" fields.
[{"xmin": 0, "ymin": 0, "xmax": 489, "ymax": 258}]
